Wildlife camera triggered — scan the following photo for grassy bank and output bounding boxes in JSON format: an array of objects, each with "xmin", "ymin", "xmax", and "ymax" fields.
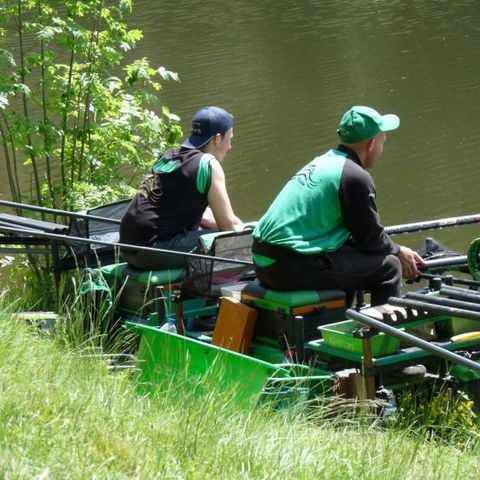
[{"xmin": 0, "ymin": 311, "xmax": 479, "ymax": 479}]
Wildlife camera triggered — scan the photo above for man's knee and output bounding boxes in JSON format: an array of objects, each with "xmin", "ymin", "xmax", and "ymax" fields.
[
  {"xmin": 384, "ymin": 254, "xmax": 401, "ymax": 274},
  {"xmin": 382, "ymin": 254, "xmax": 403, "ymax": 292}
]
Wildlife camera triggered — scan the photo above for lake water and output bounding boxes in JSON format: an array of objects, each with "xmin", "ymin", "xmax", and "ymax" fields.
[{"xmin": 2, "ymin": 0, "xmax": 480, "ymax": 255}]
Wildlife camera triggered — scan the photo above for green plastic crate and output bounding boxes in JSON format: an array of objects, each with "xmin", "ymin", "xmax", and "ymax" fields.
[{"xmin": 319, "ymin": 320, "xmax": 401, "ymax": 357}]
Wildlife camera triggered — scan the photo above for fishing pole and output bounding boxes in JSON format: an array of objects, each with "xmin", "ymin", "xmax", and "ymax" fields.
[
  {"xmin": 406, "ymin": 291, "xmax": 480, "ymax": 313},
  {"xmin": 421, "ymin": 256, "xmax": 468, "ymax": 270},
  {"xmin": 0, "ymin": 224, "xmax": 474, "ymax": 269},
  {"xmin": 440, "ymin": 286, "xmax": 480, "ymax": 304},
  {"xmin": 389, "ymin": 296, "xmax": 480, "ymax": 322},
  {"xmin": 385, "ymin": 213, "xmax": 480, "ymax": 235},
  {"xmin": 3, "ymin": 199, "xmax": 480, "ymax": 235},
  {"xmin": 0, "ymin": 225, "xmax": 254, "ymax": 266},
  {"xmin": 0, "ymin": 199, "xmax": 121, "ymax": 224},
  {"xmin": 415, "ymin": 272, "xmax": 480, "ymax": 289},
  {"xmin": 3, "ymin": 197, "xmax": 480, "ymax": 236}
]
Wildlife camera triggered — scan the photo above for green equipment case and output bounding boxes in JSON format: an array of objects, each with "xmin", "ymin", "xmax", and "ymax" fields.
[{"xmin": 241, "ymin": 281, "xmax": 346, "ymax": 345}]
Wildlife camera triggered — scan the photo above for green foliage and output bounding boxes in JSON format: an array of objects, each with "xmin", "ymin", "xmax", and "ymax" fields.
[
  {"xmin": 0, "ymin": 0, "xmax": 182, "ymax": 301},
  {"xmin": 0, "ymin": 252, "xmax": 57, "ymax": 310},
  {"xmin": 393, "ymin": 384, "xmax": 480, "ymax": 449},
  {"xmin": 61, "ymin": 181, "xmax": 135, "ymax": 211},
  {"xmin": 59, "ymin": 266, "xmax": 137, "ymax": 353},
  {"xmin": 0, "ymin": 0, "xmax": 182, "ymax": 211},
  {"xmin": 0, "ymin": 305, "xmax": 479, "ymax": 478}
]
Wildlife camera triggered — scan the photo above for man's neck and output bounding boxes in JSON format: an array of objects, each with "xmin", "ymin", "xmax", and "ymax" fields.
[{"xmin": 336, "ymin": 143, "xmax": 365, "ymax": 168}]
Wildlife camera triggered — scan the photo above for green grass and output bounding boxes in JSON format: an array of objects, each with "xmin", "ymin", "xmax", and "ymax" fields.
[{"xmin": 0, "ymin": 308, "xmax": 480, "ymax": 479}]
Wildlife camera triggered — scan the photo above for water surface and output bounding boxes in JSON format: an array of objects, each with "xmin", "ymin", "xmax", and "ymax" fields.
[{"xmin": 2, "ymin": 0, "xmax": 480, "ymax": 254}]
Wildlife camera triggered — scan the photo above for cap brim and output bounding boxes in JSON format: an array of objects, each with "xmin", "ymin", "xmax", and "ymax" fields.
[
  {"xmin": 181, "ymin": 134, "xmax": 213, "ymax": 149},
  {"xmin": 379, "ymin": 113, "xmax": 400, "ymax": 132}
]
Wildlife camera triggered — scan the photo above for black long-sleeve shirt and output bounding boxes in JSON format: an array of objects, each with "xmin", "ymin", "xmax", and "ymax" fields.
[{"xmin": 337, "ymin": 144, "xmax": 400, "ymax": 255}]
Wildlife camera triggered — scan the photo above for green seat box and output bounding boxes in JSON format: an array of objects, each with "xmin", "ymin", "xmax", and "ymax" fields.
[
  {"xmin": 241, "ymin": 282, "xmax": 346, "ymax": 344},
  {"xmin": 100, "ymin": 263, "xmax": 185, "ymax": 316}
]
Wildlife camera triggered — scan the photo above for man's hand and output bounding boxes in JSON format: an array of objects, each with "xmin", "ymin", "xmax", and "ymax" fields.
[{"xmin": 398, "ymin": 245, "xmax": 426, "ymax": 279}]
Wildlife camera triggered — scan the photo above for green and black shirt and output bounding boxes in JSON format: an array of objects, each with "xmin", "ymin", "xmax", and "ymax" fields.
[{"xmin": 252, "ymin": 145, "xmax": 399, "ymax": 266}]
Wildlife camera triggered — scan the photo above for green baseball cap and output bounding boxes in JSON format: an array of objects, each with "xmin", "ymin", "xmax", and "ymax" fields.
[{"xmin": 337, "ymin": 105, "xmax": 400, "ymax": 143}]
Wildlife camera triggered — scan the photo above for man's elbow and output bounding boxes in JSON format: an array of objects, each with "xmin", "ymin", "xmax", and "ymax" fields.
[{"xmin": 217, "ymin": 215, "xmax": 242, "ymax": 232}]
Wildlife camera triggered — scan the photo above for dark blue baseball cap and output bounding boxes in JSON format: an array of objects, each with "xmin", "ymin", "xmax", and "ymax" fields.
[{"xmin": 182, "ymin": 106, "xmax": 233, "ymax": 149}]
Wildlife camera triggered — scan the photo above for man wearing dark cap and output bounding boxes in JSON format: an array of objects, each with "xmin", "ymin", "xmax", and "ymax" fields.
[
  {"xmin": 120, "ymin": 106, "xmax": 242, "ymax": 269},
  {"xmin": 252, "ymin": 105, "xmax": 425, "ymax": 306}
]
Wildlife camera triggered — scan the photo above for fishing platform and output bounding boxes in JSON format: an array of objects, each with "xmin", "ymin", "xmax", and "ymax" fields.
[{"xmin": 3, "ymin": 198, "xmax": 480, "ymax": 410}]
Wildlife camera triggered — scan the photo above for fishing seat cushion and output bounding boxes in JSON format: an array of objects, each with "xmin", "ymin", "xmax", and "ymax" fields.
[
  {"xmin": 99, "ymin": 262, "xmax": 185, "ymax": 287},
  {"xmin": 241, "ymin": 281, "xmax": 346, "ymax": 315},
  {"xmin": 97, "ymin": 262, "xmax": 186, "ymax": 317},
  {"xmin": 241, "ymin": 281, "xmax": 347, "ymax": 344}
]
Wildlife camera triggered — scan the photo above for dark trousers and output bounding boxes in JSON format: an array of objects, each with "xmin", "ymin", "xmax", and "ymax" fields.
[
  {"xmin": 253, "ymin": 244, "xmax": 402, "ymax": 306},
  {"xmin": 123, "ymin": 228, "xmax": 215, "ymax": 270}
]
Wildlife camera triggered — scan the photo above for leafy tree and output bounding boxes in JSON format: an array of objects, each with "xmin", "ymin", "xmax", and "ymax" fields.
[
  {"xmin": 0, "ymin": 0, "xmax": 182, "ymax": 305},
  {"xmin": 0, "ymin": 0, "xmax": 182, "ymax": 212}
]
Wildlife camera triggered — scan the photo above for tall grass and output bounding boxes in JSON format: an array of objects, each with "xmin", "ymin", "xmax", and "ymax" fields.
[{"xmin": 0, "ymin": 297, "xmax": 480, "ymax": 479}]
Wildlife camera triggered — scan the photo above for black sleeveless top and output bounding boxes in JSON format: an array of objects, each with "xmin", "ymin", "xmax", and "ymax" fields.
[{"xmin": 119, "ymin": 147, "xmax": 210, "ymax": 245}]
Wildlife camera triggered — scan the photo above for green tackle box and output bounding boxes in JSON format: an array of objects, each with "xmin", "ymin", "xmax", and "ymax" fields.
[
  {"xmin": 99, "ymin": 262, "xmax": 186, "ymax": 316},
  {"xmin": 444, "ymin": 317, "xmax": 480, "ymax": 337},
  {"xmin": 241, "ymin": 282, "xmax": 346, "ymax": 345}
]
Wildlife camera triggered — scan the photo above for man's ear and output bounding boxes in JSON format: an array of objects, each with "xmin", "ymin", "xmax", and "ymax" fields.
[
  {"xmin": 212, "ymin": 133, "xmax": 222, "ymax": 145},
  {"xmin": 366, "ymin": 137, "xmax": 376, "ymax": 153}
]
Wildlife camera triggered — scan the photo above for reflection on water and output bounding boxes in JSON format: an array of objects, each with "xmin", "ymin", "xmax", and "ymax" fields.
[{"xmin": 2, "ymin": 0, "xmax": 480, "ymax": 253}]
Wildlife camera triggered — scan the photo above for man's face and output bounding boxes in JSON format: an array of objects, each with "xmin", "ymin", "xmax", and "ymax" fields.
[
  {"xmin": 364, "ymin": 132, "xmax": 386, "ymax": 169},
  {"xmin": 211, "ymin": 127, "xmax": 233, "ymax": 162}
]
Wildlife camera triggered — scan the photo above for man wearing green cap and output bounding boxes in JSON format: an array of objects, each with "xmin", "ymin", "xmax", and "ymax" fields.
[{"xmin": 252, "ymin": 105, "xmax": 425, "ymax": 306}]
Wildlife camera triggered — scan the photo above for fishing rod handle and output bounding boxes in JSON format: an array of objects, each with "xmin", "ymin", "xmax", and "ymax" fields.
[{"xmin": 406, "ymin": 292, "xmax": 480, "ymax": 313}]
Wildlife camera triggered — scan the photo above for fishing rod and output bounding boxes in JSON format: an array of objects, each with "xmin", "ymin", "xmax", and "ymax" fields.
[
  {"xmin": 0, "ymin": 199, "xmax": 121, "ymax": 224},
  {"xmin": 0, "ymin": 199, "xmax": 478, "ymax": 270},
  {"xmin": 415, "ymin": 272, "xmax": 480, "ymax": 289},
  {"xmin": 389, "ymin": 296, "xmax": 480, "ymax": 322},
  {"xmin": 3, "ymin": 198, "xmax": 480, "ymax": 235},
  {"xmin": 406, "ymin": 291, "xmax": 480, "ymax": 313},
  {"xmin": 421, "ymin": 256, "xmax": 469, "ymax": 270},
  {"xmin": 0, "ymin": 225, "xmax": 254, "ymax": 266},
  {"xmin": 440, "ymin": 286, "xmax": 480, "ymax": 304},
  {"xmin": 385, "ymin": 213, "xmax": 480, "ymax": 235},
  {"xmin": 0, "ymin": 223, "xmax": 473, "ymax": 269}
]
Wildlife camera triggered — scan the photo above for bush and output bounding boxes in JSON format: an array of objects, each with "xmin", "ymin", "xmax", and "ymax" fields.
[
  {"xmin": 393, "ymin": 384, "xmax": 480, "ymax": 449},
  {"xmin": 0, "ymin": 0, "xmax": 182, "ymax": 210}
]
